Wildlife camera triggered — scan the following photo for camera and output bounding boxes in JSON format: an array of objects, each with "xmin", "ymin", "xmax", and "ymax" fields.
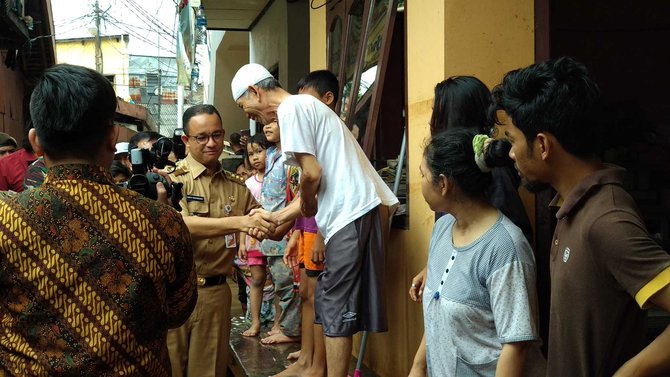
[
  {"xmin": 173, "ymin": 128, "xmax": 187, "ymax": 161},
  {"xmin": 121, "ymin": 132, "xmax": 185, "ymax": 210}
]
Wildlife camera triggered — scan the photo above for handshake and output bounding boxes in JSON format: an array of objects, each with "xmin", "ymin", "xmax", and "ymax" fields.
[{"xmin": 243, "ymin": 208, "xmax": 282, "ymax": 241}]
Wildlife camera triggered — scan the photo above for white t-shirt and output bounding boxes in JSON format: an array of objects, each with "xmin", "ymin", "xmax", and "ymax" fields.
[{"xmin": 278, "ymin": 94, "xmax": 398, "ymax": 244}]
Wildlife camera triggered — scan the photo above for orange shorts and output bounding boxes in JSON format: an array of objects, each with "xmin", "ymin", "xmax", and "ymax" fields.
[
  {"xmin": 297, "ymin": 232, "xmax": 305, "ymax": 265},
  {"xmin": 300, "ymin": 231, "xmax": 324, "ymax": 272}
]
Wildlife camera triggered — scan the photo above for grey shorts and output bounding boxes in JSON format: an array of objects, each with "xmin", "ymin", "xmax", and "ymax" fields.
[{"xmin": 314, "ymin": 206, "xmax": 387, "ymax": 337}]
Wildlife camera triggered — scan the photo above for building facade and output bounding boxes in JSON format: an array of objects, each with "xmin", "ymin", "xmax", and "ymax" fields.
[
  {"xmin": 56, "ymin": 34, "xmax": 130, "ymax": 99},
  {"xmin": 206, "ymin": 0, "xmax": 670, "ymax": 374}
]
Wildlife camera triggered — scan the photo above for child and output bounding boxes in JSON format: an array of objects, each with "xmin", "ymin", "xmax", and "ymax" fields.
[
  {"xmin": 245, "ymin": 122, "xmax": 301, "ymax": 345},
  {"xmin": 110, "ymin": 160, "xmax": 131, "ymax": 184},
  {"xmin": 277, "ymin": 70, "xmax": 339, "ymax": 377},
  {"xmin": 238, "ymin": 133, "xmax": 272, "ymax": 336}
]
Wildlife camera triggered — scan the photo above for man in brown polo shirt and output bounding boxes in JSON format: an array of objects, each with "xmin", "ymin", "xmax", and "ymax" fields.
[{"xmin": 494, "ymin": 57, "xmax": 670, "ymax": 376}]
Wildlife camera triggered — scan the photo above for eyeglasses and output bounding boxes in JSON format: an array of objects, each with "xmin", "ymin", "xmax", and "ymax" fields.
[{"xmin": 188, "ymin": 131, "xmax": 224, "ymax": 145}]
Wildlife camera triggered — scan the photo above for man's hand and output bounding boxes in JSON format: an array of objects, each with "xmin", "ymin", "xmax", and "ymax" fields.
[
  {"xmin": 156, "ymin": 182, "xmax": 168, "ymax": 205},
  {"xmin": 311, "ymin": 231, "xmax": 325, "ymax": 265},
  {"xmin": 284, "ymin": 231, "xmax": 300, "ymax": 268},
  {"xmin": 614, "ymin": 283, "xmax": 670, "ymax": 376},
  {"xmin": 301, "ymin": 197, "xmax": 318, "ymax": 217},
  {"xmin": 243, "ymin": 209, "xmax": 277, "ymax": 240},
  {"xmin": 409, "ymin": 266, "xmax": 427, "ymax": 302},
  {"xmin": 248, "ymin": 208, "xmax": 281, "ymax": 224},
  {"xmin": 153, "ymin": 168, "xmax": 172, "ymax": 206}
]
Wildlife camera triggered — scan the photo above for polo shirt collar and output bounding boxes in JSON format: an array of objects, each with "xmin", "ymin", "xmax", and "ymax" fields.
[
  {"xmin": 551, "ymin": 164, "xmax": 626, "ymax": 219},
  {"xmin": 183, "ymin": 153, "xmax": 224, "ymax": 179}
]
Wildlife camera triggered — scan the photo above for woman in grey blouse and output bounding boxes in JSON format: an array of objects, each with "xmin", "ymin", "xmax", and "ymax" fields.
[{"xmin": 408, "ymin": 129, "xmax": 545, "ymax": 376}]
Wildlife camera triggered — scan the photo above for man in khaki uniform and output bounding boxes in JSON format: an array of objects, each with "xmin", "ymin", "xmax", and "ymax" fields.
[{"xmin": 167, "ymin": 104, "xmax": 263, "ymax": 377}]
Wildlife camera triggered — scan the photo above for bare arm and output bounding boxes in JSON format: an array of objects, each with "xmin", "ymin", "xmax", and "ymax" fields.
[
  {"xmin": 269, "ymin": 217, "xmax": 296, "ymax": 241},
  {"xmin": 182, "ymin": 211, "xmax": 276, "ymax": 241},
  {"xmin": 238, "ymin": 232, "xmax": 248, "ymax": 262},
  {"xmin": 409, "ymin": 266, "xmax": 427, "ymax": 302},
  {"xmin": 614, "ymin": 284, "xmax": 670, "ymax": 376},
  {"xmin": 295, "ymin": 153, "xmax": 321, "ymax": 217},
  {"xmin": 269, "ymin": 197, "xmax": 303, "ymax": 226},
  {"xmin": 495, "ymin": 342, "xmax": 530, "ymax": 377},
  {"xmin": 408, "ymin": 334, "xmax": 427, "ymax": 377}
]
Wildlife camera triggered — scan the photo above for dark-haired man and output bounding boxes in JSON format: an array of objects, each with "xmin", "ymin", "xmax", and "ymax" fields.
[
  {"xmin": 167, "ymin": 104, "xmax": 272, "ymax": 377},
  {"xmin": 494, "ymin": 57, "xmax": 670, "ymax": 376},
  {"xmin": 0, "ymin": 125, "xmax": 37, "ymax": 192},
  {"xmin": 0, "ymin": 132, "xmax": 17, "ymax": 159},
  {"xmin": 229, "ymin": 132, "xmax": 245, "ymax": 155},
  {"xmin": 0, "ymin": 63, "xmax": 198, "ymax": 376},
  {"xmin": 231, "ymin": 63, "xmax": 398, "ymax": 377}
]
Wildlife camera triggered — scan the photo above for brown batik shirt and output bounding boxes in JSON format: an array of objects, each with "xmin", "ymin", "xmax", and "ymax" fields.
[{"xmin": 0, "ymin": 164, "xmax": 197, "ymax": 377}]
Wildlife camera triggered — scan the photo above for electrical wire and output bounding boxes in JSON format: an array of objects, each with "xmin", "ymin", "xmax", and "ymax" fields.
[
  {"xmin": 103, "ymin": 14, "xmax": 176, "ymax": 54},
  {"xmin": 311, "ymin": 0, "xmax": 339, "ymax": 10},
  {"xmin": 118, "ymin": 0, "xmax": 175, "ymax": 37},
  {"xmin": 105, "ymin": 13, "xmax": 175, "ymax": 48}
]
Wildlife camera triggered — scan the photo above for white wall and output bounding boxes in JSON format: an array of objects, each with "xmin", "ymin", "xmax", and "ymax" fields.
[
  {"xmin": 212, "ymin": 31, "xmax": 250, "ymax": 135},
  {"xmin": 249, "ymin": 0, "xmax": 309, "ymax": 93}
]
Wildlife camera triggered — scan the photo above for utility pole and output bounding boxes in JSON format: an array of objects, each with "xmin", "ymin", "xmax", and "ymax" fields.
[{"xmin": 94, "ymin": 0, "xmax": 103, "ymax": 73}]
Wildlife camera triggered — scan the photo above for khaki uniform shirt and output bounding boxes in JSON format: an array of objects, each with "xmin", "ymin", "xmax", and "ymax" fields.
[{"xmin": 170, "ymin": 154, "xmax": 258, "ymax": 277}]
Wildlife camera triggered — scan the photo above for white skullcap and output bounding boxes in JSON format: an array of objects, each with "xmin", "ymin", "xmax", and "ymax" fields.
[
  {"xmin": 115, "ymin": 142, "xmax": 129, "ymax": 155},
  {"xmin": 231, "ymin": 63, "xmax": 273, "ymax": 101}
]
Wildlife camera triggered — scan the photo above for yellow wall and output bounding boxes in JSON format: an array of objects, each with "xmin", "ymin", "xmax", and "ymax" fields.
[
  {"xmin": 309, "ymin": 0, "xmax": 536, "ymax": 375},
  {"xmin": 309, "ymin": 3, "xmax": 327, "ymax": 70},
  {"xmin": 56, "ymin": 36, "xmax": 130, "ymax": 98},
  {"xmin": 357, "ymin": 1, "xmax": 448, "ymax": 374},
  {"xmin": 442, "ymin": 0, "xmax": 537, "ymax": 233}
]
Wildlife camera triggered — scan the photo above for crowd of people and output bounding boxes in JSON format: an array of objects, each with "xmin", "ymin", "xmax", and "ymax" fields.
[{"xmin": 1, "ymin": 56, "xmax": 669, "ymax": 377}]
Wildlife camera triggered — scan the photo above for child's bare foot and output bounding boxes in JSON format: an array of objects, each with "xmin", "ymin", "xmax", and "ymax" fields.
[
  {"xmin": 267, "ymin": 325, "xmax": 281, "ymax": 336},
  {"xmin": 287, "ymin": 350, "xmax": 301, "ymax": 360},
  {"xmin": 261, "ymin": 332, "xmax": 300, "ymax": 345},
  {"xmin": 242, "ymin": 323, "xmax": 261, "ymax": 337}
]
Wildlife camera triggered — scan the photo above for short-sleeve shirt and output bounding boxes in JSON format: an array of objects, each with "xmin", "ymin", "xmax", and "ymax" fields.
[
  {"xmin": 0, "ymin": 148, "xmax": 37, "ymax": 192},
  {"xmin": 23, "ymin": 156, "xmax": 48, "ymax": 190},
  {"xmin": 422, "ymin": 213, "xmax": 544, "ymax": 376},
  {"xmin": 295, "ymin": 216, "xmax": 319, "ymax": 234},
  {"xmin": 170, "ymin": 153, "xmax": 259, "ymax": 276},
  {"xmin": 277, "ymin": 94, "xmax": 398, "ymax": 244},
  {"xmin": 547, "ymin": 165, "xmax": 670, "ymax": 377},
  {"xmin": 259, "ymin": 146, "xmax": 299, "ymax": 257},
  {"xmin": 0, "ymin": 164, "xmax": 197, "ymax": 376},
  {"xmin": 245, "ymin": 173, "xmax": 263, "ymax": 202}
]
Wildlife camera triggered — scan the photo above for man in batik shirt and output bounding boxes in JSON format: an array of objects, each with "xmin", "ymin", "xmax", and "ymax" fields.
[{"xmin": 0, "ymin": 64, "xmax": 197, "ymax": 377}]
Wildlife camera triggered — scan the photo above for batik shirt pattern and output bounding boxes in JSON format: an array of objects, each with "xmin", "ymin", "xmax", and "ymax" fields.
[{"xmin": 0, "ymin": 164, "xmax": 197, "ymax": 377}]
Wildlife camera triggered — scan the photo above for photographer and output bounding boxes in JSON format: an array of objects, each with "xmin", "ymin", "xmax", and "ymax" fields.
[
  {"xmin": 0, "ymin": 64, "xmax": 198, "ymax": 376},
  {"xmin": 166, "ymin": 104, "xmax": 273, "ymax": 377}
]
